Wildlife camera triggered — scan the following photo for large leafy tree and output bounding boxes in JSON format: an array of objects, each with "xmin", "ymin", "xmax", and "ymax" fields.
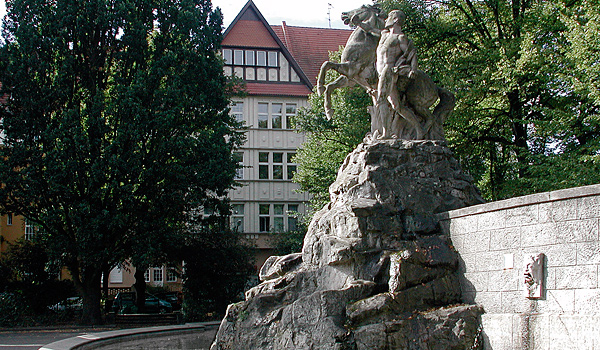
[{"xmin": 0, "ymin": 0, "xmax": 242, "ymax": 324}]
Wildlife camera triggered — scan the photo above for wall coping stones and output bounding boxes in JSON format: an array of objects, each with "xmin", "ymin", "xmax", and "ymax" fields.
[{"xmin": 438, "ymin": 184, "xmax": 600, "ymax": 220}]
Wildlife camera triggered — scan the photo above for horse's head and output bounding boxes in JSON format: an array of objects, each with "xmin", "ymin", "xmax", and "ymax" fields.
[{"xmin": 341, "ymin": 4, "xmax": 383, "ymax": 27}]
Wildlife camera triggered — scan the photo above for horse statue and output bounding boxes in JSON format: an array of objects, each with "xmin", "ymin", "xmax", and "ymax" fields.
[{"xmin": 316, "ymin": 5, "xmax": 456, "ymax": 140}]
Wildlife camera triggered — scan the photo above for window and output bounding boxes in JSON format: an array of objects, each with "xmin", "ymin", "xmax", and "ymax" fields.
[
  {"xmin": 222, "ymin": 49, "xmax": 232, "ymax": 64},
  {"xmin": 231, "ymin": 204, "xmax": 245, "ymax": 233},
  {"xmin": 258, "ymin": 203, "xmax": 301, "ymax": 233},
  {"xmin": 144, "ymin": 269, "xmax": 151, "ymax": 283},
  {"xmin": 234, "ymin": 152, "xmax": 244, "ymax": 180},
  {"xmin": 285, "ymin": 104, "xmax": 297, "ymax": 129},
  {"xmin": 273, "ymin": 204, "xmax": 284, "ymax": 232},
  {"xmin": 272, "ymin": 103, "xmax": 282, "ymax": 129},
  {"xmin": 167, "ymin": 268, "xmax": 178, "ymax": 282},
  {"xmin": 222, "ymin": 49, "xmax": 287, "ymax": 82},
  {"xmin": 258, "ymin": 103, "xmax": 269, "ymax": 128},
  {"xmin": 245, "ymin": 50, "xmax": 255, "ymax": 66},
  {"xmin": 7, "ymin": 213, "xmax": 12, "ymax": 226},
  {"xmin": 268, "ymin": 51, "xmax": 278, "ymax": 67},
  {"xmin": 259, "ymin": 152, "xmax": 269, "ymax": 179},
  {"xmin": 109, "ymin": 266, "xmax": 123, "ymax": 284},
  {"xmin": 153, "ymin": 267, "xmax": 163, "ymax": 283},
  {"xmin": 257, "ymin": 152, "xmax": 296, "ymax": 180},
  {"xmin": 288, "ymin": 204, "xmax": 299, "ymax": 231},
  {"xmin": 230, "ymin": 101, "xmax": 244, "ymax": 123},
  {"xmin": 233, "ymin": 49, "xmax": 244, "ymax": 65},
  {"xmin": 287, "ymin": 153, "xmax": 297, "ymax": 180},
  {"xmin": 273, "ymin": 152, "xmax": 283, "ymax": 179},
  {"xmin": 259, "ymin": 204, "xmax": 270, "ymax": 232},
  {"xmin": 24, "ymin": 220, "xmax": 35, "ymax": 240},
  {"xmin": 257, "ymin": 51, "xmax": 267, "ymax": 66},
  {"xmin": 256, "ymin": 102, "xmax": 297, "ymax": 129}
]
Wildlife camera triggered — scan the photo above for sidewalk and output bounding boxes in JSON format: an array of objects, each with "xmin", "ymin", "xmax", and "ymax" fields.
[{"xmin": 39, "ymin": 321, "xmax": 220, "ymax": 350}]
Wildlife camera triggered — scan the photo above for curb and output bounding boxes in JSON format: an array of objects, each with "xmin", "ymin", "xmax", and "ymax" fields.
[{"xmin": 39, "ymin": 321, "xmax": 221, "ymax": 350}]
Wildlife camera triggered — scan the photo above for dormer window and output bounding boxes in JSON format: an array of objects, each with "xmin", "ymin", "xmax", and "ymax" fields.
[
  {"xmin": 234, "ymin": 50, "xmax": 244, "ymax": 65},
  {"xmin": 223, "ymin": 49, "xmax": 232, "ymax": 64},
  {"xmin": 246, "ymin": 51, "xmax": 255, "ymax": 66},
  {"xmin": 257, "ymin": 51, "xmax": 267, "ymax": 66},
  {"xmin": 268, "ymin": 52, "xmax": 278, "ymax": 67},
  {"xmin": 222, "ymin": 49, "xmax": 299, "ymax": 83}
]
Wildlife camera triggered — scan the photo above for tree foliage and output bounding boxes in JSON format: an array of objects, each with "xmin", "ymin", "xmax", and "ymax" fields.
[
  {"xmin": 181, "ymin": 207, "xmax": 254, "ymax": 321},
  {"xmin": 0, "ymin": 0, "xmax": 241, "ymax": 324}
]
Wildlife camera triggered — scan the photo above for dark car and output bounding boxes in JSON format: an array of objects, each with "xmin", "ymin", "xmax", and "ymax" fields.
[
  {"xmin": 112, "ymin": 292, "xmax": 172, "ymax": 314},
  {"xmin": 49, "ymin": 297, "xmax": 83, "ymax": 312},
  {"xmin": 156, "ymin": 292, "xmax": 183, "ymax": 311}
]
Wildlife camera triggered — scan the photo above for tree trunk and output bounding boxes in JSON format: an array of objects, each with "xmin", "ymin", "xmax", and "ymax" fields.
[
  {"xmin": 508, "ymin": 89, "xmax": 529, "ymax": 177},
  {"xmin": 133, "ymin": 266, "xmax": 147, "ymax": 313},
  {"xmin": 102, "ymin": 263, "xmax": 110, "ymax": 312},
  {"xmin": 68, "ymin": 260, "xmax": 104, "ymax": 325},
  {"xmin": 79, "ymin": 271, "xmax": 104, "ymax": 325}
]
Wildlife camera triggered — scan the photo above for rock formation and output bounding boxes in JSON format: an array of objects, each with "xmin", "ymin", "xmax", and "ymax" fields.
[{"xmin": 211, "ymin": 139, "xmax": 485, "ymax": 349}]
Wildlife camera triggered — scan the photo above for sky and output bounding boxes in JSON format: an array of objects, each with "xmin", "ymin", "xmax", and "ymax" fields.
[{"xmin": 0, "ymin": 0, "xmax": 372, "ymax": 29}]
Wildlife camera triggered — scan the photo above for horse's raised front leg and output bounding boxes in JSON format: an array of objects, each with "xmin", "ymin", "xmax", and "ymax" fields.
[
  {"xmin": 324, "ymin": 75, "xmax": 352, "ymax": 119},
  {"xmin": 317, "ymin": 61, "xmax": 333, "ymax": 96}
]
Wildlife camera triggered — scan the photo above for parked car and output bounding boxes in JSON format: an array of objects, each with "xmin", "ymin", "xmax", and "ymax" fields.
[
  {"xmin": 112, "ymin": 292, "xmax": 172, "ymax": 314},
  {"xmin": 49, "ymin": 297, "xmax": 83, "ymax": 312},
  {"xmin": 156, "ymin": 292, "xmax": 183, "ymax": 311}
]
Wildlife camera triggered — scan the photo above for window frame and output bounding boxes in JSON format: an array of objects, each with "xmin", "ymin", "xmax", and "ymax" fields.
[
  {"xmin": 152, "ymin": 267, "xmax": 163, "ymax": 283},
  {"xmin": 24, "ymin": 219, "xmax": 36, "ymax": 240},
  {"xmin": 258, "ymin": 203, "xmax": 301, "ymax": 233},
  {"xmin": 231, "ymin": 203, "xmax": 245, "ymax": 233},
  {"xmin": 230, "ymin": 101, "xmax": 244, "ymax": 123},
  {"xmin": 258, "ymin": 152, "xmax": 269, "ymax": 180},
  {"xmin": 166, "ymin": 268, "xmax": 178, "ymax": 283}
]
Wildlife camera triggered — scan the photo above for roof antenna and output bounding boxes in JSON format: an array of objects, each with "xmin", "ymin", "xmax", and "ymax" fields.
[{"xmin": 327, "ymin": 3, "xmax": 333, "ymax": 28}]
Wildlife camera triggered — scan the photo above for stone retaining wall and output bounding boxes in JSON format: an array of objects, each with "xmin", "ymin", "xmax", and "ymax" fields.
[{"xmin": 438, "ymin": 184, "xmax": 600, "ymax": 350}]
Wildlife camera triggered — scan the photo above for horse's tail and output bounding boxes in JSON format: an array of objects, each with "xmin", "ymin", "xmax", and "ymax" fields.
[{"xmin": 433, "ymin": 87, "xmax": 456, "ymax": 122}]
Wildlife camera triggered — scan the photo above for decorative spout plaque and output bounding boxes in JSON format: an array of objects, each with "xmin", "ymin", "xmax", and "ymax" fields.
[{"xmin": 524, "ymin": 253, "xmax": 545, "ymax": 299}]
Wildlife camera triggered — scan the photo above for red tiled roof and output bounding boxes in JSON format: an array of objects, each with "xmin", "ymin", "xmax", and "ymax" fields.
[
  {"xmin": 222, "ymin": 1, "xmax": 352, "ymax": 96},
  {"xmin": 222, "ymin": 20, "xmax": 280, "ymax": 48},
  {"xmin": 245, "ymin": 83, "xmax": 312, "ymax": 97},
  {"xmin": 271, "ymin": 24, "xmax": 352, "ymax": 86}
]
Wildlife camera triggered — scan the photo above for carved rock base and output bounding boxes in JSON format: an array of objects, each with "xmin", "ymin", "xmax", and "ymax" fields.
[{"xmin": 211, "ymin": 139, "xmax": 485, "ymax": 350}]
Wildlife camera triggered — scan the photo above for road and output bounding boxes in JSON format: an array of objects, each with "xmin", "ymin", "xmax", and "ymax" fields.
[{"xmin": 0, "ymin": 328, "xmax": 114, "ymax": 350}]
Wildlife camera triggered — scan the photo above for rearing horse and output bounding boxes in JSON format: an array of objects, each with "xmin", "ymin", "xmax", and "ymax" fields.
[
  {"xmin": 316, "ymin": 5, "xmax": 456, "ymax": 140},
  {"xmin": 317, "ymin": 4, "xmax": 383, "ymax": 119}
]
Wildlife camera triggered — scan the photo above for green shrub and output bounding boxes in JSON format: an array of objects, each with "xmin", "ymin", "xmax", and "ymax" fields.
[{"xmin": 0, "ymin": 292, "xmax": 32, "ymax": 327}]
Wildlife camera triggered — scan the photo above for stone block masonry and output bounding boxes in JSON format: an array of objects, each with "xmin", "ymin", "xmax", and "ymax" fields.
[{"xmin": 439, "ymin": 184, "xmax": 600, "ymax": 350}]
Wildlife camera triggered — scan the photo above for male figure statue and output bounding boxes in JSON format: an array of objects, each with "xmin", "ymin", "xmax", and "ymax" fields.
[
  {"xmin": 376, "ymin": 10, "xmax": 418, "ymax": 113},
  {"xmin": 354, "ymin": 9, "xmax": 423, "ymax": 138}
]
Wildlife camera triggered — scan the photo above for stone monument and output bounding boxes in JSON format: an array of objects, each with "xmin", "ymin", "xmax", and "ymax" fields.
[
  {"xmin": 211, "ymin": 6, "xmax": 484, "ymax": 350},
  {"xmin": 317, "ymin": 4, "xmax": 455, "ymax": 141}
]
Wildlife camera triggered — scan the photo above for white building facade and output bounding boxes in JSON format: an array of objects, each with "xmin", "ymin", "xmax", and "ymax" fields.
[{"xmin": 222, "ymin": 1, "xmax": 351, "ymax": 268}]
